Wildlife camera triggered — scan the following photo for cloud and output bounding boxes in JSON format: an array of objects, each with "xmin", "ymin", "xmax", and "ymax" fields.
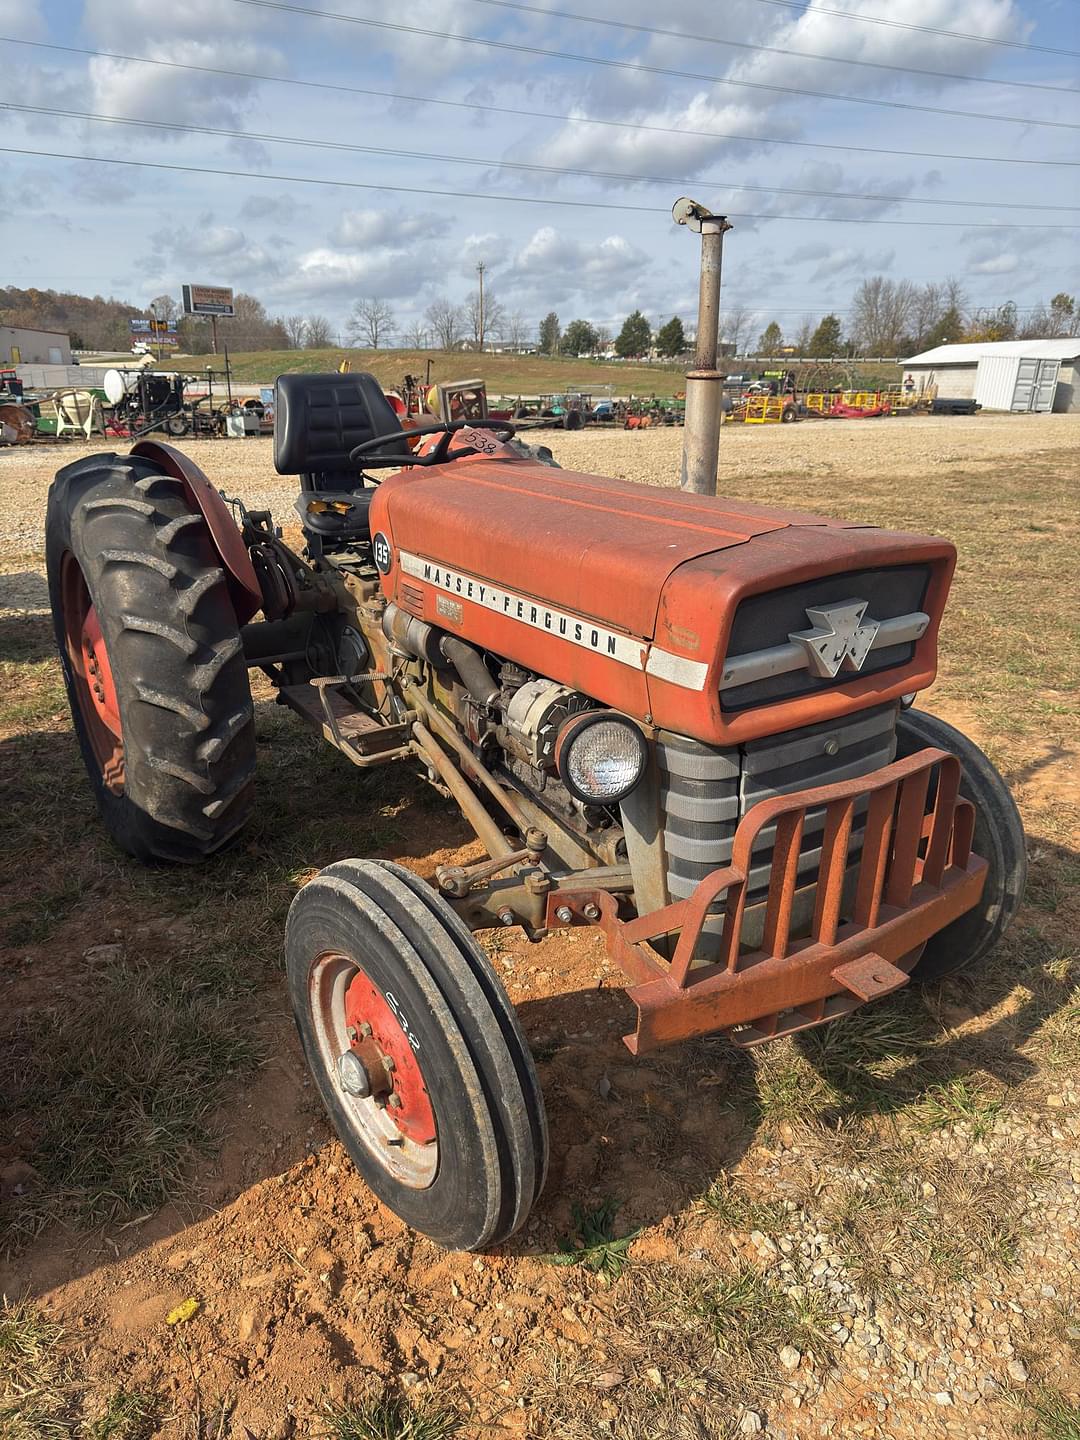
[
  {"xmin": 331, "ymin": 208, "xmax": 445, "ymax": 248},
  {"xmin": 970, "ymin": 252, "xmax": 1020, "ymax": 275},
  {"xmin": 0, "ymin": 0, "xmax": 45, "ymax": 39}
]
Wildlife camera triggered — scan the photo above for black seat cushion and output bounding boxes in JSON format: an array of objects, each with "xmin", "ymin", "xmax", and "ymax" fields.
[{"xmin": 274, "ymin": 372, "xmax": 406, "ymax": 475}]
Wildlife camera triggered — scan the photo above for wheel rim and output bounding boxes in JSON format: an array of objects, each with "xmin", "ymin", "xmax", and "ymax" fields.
[
  {"xmin": 308, "ymin": 951, "xmax": 438, "ymax": 1189},
  {"xmin": 60, "ymin": 551, "xmax": 125, "ymax": 794}
]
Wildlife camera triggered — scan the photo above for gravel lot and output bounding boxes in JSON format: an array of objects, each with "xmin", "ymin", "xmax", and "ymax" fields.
[{"xmin": 1, "ymin": 410, "xmax": 1076, "ymax": 561}]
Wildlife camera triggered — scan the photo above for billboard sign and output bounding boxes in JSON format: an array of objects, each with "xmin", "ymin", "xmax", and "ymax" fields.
[
  {"xmin": 130, "ymin": 319, "xmax": 179, "ymax": 348},
  {"xmin": 182, "ymin": 284, "xmax": 235, "ymax": 317}
]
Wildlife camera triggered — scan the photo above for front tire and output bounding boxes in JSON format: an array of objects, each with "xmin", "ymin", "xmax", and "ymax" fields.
[
  {"xmin": 896, "ymin": 708, "xmax": 1026, "ymax": 982},
  {"xmin": 46, "ymin": 451, "xmax": 256, "ymax": 862},
  {"xmin": 286, "ymin": 860, "xmax": 547, "ymax": 1250}
]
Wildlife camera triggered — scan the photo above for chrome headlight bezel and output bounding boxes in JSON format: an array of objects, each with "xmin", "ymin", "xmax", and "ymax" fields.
[{"xmin": 555, "ymin": 710, "xmax": 648, "ymax": 806}]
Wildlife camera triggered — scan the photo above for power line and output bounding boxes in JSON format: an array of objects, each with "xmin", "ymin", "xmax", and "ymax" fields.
[
  {"xmin": 3, "ymin": 145, "xmax": 1076, "ymax": 228},
  {"xmin": 5, "ymin": 36, "xmax": 1077, "ymax": 169},
  {"xmin": 233, "ymin": 1, "xmax": 1080, "ymax": 129},
  {"xmin": 9, "ymin": 103, "xmax": 1078, "ymax": 213},
  {"xmin": 741, "ymin": 0, "xmax": 1080, "ymax": 60},
  {"xmin": 460, "ymin": 0, "xmax": 1078, "ymax": 93}
]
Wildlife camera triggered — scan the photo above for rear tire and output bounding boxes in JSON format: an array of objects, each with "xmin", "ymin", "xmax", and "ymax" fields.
[
  {"xmin": 895, "ymin": 708, "xmax": 1026, "ymax": 982},
  {"xmin": 46, "ymin": 451, "xmax": 256, "ymax": 862},
  {"xmin": 286, "ymin": 859, "xmax": 547, "ymax": 1250}
]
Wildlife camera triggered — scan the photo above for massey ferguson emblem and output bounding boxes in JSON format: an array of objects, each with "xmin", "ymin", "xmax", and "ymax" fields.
[{"xmin": 789, "ymin": 600, "xmax": 880, "ymax": 678}]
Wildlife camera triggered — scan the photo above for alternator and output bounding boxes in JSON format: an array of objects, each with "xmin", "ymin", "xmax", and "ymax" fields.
[{"xmin": 504, "ymin": 679, "xmax": 591, "ymax": 767}]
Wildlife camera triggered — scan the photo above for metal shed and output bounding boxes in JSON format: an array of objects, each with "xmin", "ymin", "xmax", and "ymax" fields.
[{"xmin": 902, "ymin": 339, "xmax": 1080, "ymax": 414}]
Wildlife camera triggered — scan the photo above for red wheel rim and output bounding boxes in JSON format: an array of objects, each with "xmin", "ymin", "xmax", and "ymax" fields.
[
  {"xmin": 60, "ymin": 552, "xmax": 124, "ymax": 794},
  {"xmin": 307, "ymin": 951, "xmax": 438, "ymax": 1189},
  {"xmin": 344, "ymin": 968, "xmax": 436, "ymax": 1145}
]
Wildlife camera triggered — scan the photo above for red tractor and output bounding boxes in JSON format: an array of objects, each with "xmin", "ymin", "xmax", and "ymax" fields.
[{"xmin": 45, "ymin": 220, "xmax": 1024, "ymax": 1251}]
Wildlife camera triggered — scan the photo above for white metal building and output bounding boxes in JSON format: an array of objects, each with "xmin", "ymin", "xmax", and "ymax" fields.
[{"xmin": 902, "ymin": 339, "xmax": 1080, "ymax": 413}]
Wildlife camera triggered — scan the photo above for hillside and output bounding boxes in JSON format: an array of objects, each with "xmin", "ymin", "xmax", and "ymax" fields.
[{"xmin": 158, "ymin": 347, "xmax": 690, "ymax": 397}]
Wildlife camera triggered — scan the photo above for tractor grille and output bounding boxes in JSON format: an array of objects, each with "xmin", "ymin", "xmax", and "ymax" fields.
[
  {"xmin": 658, "ymin": 702, "xmax": 899, "ymax": 912},
  {"xmin": 721, "ymin": 565, "xmax": 931, "ymax": 711}
]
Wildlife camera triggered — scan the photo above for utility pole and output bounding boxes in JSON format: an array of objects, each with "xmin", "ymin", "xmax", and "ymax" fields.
[
  {"xmin": 673, "ymin": 197, "xmax": 732, "ymax": 496},
  {"xmin": 476, "ymin": 261, "xmax": 485, "ymax": 352}
]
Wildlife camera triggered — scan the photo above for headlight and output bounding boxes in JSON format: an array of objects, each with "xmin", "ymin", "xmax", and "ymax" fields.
[{"xmin": 555, "ymin": 711, "xmax": 647, "ymax": 805}]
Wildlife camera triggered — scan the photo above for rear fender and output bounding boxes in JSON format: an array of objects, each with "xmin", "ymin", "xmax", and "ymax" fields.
[{"xmin": 131, "ymin": 439, "xmax": 262, "ymax": 624}]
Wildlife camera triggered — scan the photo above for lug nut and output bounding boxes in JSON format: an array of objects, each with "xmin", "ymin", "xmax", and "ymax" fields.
[
  {"xmin": 555, "ymin": 905, "xmax": 574, "ymax": 925},
  {"xmin": 582, "ymin": 902, "xmax": 601, "ymax": 922},
  {"xmin": 387, "ymin": 1091, "xmax": 403, "ymax": 1110},
  {"xmin": 383, "ymin": 1055, "xmax": 396, "ymax": 1072},
  {"xmin": 497, "ymin": 908, "xmax": 515, "ymax": 927},
  {"xmin": 337, "ymin": 1049, "xmax": 372, "ymax": 1098},
  {"xmin": 358, "ymin": 1022, "xmax": 373, "ymax": 1039}
]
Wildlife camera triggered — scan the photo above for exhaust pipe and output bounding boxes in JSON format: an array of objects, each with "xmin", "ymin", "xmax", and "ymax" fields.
[{"xmin": 674, "ymin": 197, "xmax": 732, "ymax": 497}]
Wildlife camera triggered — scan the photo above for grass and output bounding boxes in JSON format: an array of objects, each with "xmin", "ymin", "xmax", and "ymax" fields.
[
  {"xmin": 0, "ymin": 1300, "xmax": 72, "ymax": 1440},
  {"xmin": 84, "ymin": 1391, "xmax": 159, "ymax": 1440},
  {"xmin": 320, "ymin": 1396, "xmax": 462, "ymax": 1440},
  {"xmin": 672, "ymin": 1262, "xmax": 834, "ymax": 1371},
  {"xmin": 550, "ymin": 1198, "xmax": 641, "ymax": 1282},
  {"xmin": 697, "ymin": 1175, "xmax": 788, "ymax": 1235},
  {"xmin": 914, "ymin": 1074, "xmax": 1007, "ymax": 1138},
  {"xmin": 158, "ymin": 346, "xmax": 693, "ymax": 397}
]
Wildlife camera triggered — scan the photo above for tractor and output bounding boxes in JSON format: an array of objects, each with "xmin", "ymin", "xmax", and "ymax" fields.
[{"xmin": 45, "ymin": 212, "xmax": 1024, "ymax": 1252}]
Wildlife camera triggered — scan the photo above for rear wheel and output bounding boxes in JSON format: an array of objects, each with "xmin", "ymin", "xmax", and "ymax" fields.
[
  {"xmin": 286, "ymin": 859, "xmax": 547, "ymax": 1250},
  {"xmin": 896, "ymin": 708, "xmax": 1026, "ymax": 982},
  {"xmin": 46, "ymin": 452, "xmax": 256, "ymax": 862}
]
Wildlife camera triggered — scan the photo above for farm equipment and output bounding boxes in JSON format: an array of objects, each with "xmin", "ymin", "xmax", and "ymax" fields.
[{"xmin": 47, "ymin": 213, "xmax": 1025, "ymax": 1253}]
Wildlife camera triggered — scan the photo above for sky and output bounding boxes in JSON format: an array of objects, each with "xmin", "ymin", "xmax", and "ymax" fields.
[{"xmin": 1, "ymin": 0, "xmax": 1078, "ymax": 345}]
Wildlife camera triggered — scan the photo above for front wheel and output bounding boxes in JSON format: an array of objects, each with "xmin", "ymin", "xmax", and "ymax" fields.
[
  {"xmin": 896, "ymin": 708, "xmax": 1026, "ymax": 983},
  {"xmin": 285, "ymin": 860, "xmax": 548, "ymax": 1250}
]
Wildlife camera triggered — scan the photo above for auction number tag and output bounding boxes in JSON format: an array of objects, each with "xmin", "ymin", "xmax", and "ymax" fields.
[{"xmin": 372, "ymin": 531, "xmax": 393, "ymax": 574}]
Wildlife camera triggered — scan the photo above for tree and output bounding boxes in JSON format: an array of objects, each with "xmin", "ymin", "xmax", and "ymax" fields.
[
  {"xmin": 967, "ymin": 301, "xmax": 1017, "ymax": 342},
  {"xmin": 222, "ymin": 293, "xmax": 288, "ymax": 350},
  {"xmin": 539, "ymin": 311, "xmax": 561, "ymax": 356},
  {"xmin": 505, "ymin": 312, "xmax": 529, "ymax": 350},
  {"xmin": 851, "ymin": 277, "xmax": 915, "ymax": 355},
  {"xmin": 807, "ymin": 314, "xmax": 843, "ymax": 357},
  {"xmin": 304, "ymin": 314, "xmax": 333, "ymax": 347},
  {"xmin": 922, "ymin": 306, "xmax": 965, "ymax": 349},
  {"xmin": 348, "ymin": 297, "xmax": 394, "ymax": 349},
  {"xmin": 719, "ymin": 303, "xmax": 753, "ymax": 357},
  {"xmin": 425, "ymin": 298, "xmax": 464, "ymax": 350},
  {"xmin": 403, "ymin": 320, "xmax": 429, "ymax": 348},
  {"xmin": 653, "ymin": 316, "xmax": 686, "ymax": 358},
  {"xmin": 792, "ymin": 317, "xmax": 815, "ymax": 355},
  {"xmin": 466, "ymin": 292, "xmax": 504, "ymax": 348},
  {"xmin": 1051, "ymin": 292, "xmax": 1078, "ymax": 336},
  {"xmin": 615, "ymin": 309, "xmax": 651, "ymax": 358},
  {"xmin": 594, "ymin": 325, "xmax": 613, "ymax": 353},
  {"xmin": 561, "ymin": 319, "xmax": 600, "ymax": 356},
  {"xmin": 757, "ymin": 320, "xmax": 783, "ymax": 355},
  {"xmin": 149, "ymin": 293, "xmax": 180, "ymax": 324},
  {"xmin": 284, "ymin": 314, "xmax": 307, "ymax": 349}
]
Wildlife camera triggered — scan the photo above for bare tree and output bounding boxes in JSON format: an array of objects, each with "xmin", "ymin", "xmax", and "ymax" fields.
[
  {"xmin": 792, "ymin": 317, "xmax": 816, "ymax": 355},
  {"xmin": 348, "ymin": 297, "xmax": 395, "ymax": 349},
  {"xmin": 505, "ymin": 312, "xmax": 529, "ymax": 350},
  {"xmin": 720, "ymin": 303, "xmax": 754, "ymax": 356},
  {"xmin": 425, "ymin": 297, "xmax": 465, "ymax": 350},
  {"xmin": 403, "ymin": 320, "xmax": 429, "ymax": 348},
  {"xmin": 284, "ymin": 314, "xmax": 308, "ymax": 349},
  {"xmin": 149, "ymin": 293, "xmax": 180, "ymax": 323},
  {"xmin": 851, "ymin": 277, "xmax": 916, "ymax": 355},
  {"xmin": 466, "ymin": 292, "xmax": 505, "ymax": 348},
  {"xmin": 304, "ymin": 314, "xmax": 333, "ymax": 347},
  {"xmin": 594, "ymin": 325, "xmax": 613, "ymax": 353}
]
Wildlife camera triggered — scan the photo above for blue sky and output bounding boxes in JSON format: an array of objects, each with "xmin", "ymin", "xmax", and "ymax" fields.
[{"xmin": 1, "ymin": 0, "xmax": 1077, "ymax": 344}]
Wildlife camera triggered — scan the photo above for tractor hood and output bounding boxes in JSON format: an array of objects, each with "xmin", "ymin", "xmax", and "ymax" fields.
[
  {"xmin": 369, "ymin": 447, "xmax": 955, "ymax": 745},
  {"xmin": 372, "ymin": 448, "xmax": 839, "ymax": 638}
]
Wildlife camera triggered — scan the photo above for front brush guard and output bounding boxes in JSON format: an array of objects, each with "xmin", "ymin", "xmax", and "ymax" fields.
[{"xmin": 546, "ymin": 748, "xmax": 988, "ymax": 1053}]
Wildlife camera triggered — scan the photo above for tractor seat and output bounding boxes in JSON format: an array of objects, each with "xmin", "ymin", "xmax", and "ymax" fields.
[{"xmin": 274, "ymin": 372, "xmax": 408, "ymax": 484}]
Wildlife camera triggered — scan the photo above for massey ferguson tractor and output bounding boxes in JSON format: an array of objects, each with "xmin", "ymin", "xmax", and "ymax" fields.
[{"xmin": 45, "ymin": 205, "xmax": 1024, "ymax": 1251}]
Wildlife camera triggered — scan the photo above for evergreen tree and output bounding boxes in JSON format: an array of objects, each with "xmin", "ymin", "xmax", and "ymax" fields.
[
  {"xmin": 655, "ymin": 316, "xmax": 686, "ymax": 357},
  {"xmin": 538, "ymin": 311, "xmax": 561, "ymax": 355},
  {"xmin": 561, "ymin": 319, "xmax": 599, "ymax": 356},
  {"xmin": 807, "ymin": 314, "xmax": 843, "ymax": 357},
  {"xmin": 615, "ymin": 310, "xmax": 651, "ymax": 358}
]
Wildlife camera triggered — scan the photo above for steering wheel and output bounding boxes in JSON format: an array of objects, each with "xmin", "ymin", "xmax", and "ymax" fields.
[{"xmin": 349, "ymin": 417, "xmax": 517, "ymax": 469}]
